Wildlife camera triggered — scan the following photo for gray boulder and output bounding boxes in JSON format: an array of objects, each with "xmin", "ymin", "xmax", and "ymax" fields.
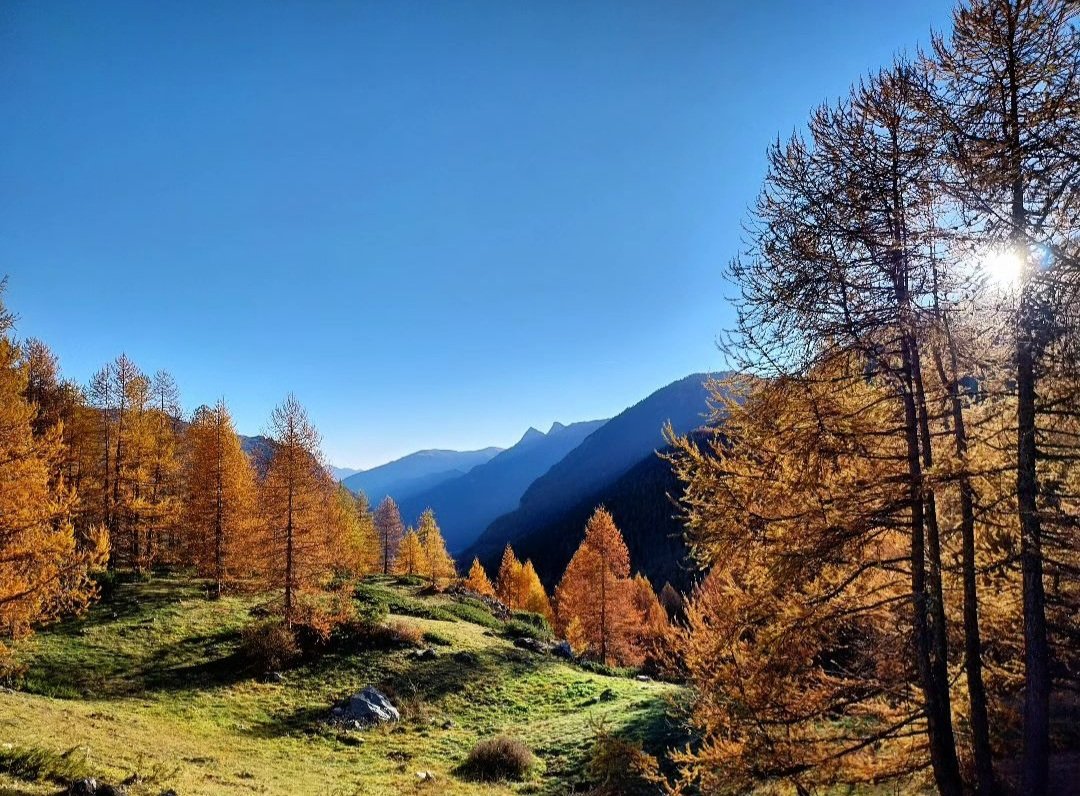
[
  {"xmin": 552, "ymin": 640, "xmax": 573, "ymax": 659},
  {"xmin": 346, "ymin": 686, "xmax": 400, "ymax": 724}
]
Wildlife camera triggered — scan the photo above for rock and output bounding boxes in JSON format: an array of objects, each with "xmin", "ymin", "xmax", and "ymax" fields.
[
  {"xmin": 268, "ymin": 671, "xmax": 285, "ymax": 684},
  {"xmin": 441, "ymin": 719, "xmax": 455, "ymax": 730},
  {"xmin": 634, "ymin": 674, "xmax": 652, "ymax": 682},
  {"xmin": 552, "ymin": 641, "xmax": 573, "ymax": 659},
  {"xmin": 98, "ymin": 785, "xmax": 127, "ymax": 796},
  {"xmin": 331, "ymin": 706, "xmax": 345, "ymax": 717},
  {"xmin": 69, "ymin": 780, "xmax": 99, "ymax": 796},
  {"xmin": 416, "ymin": 770, "xmax": 436, "ymax": 781},
  {"xmin": 413, "ymin": 648, "xmax": 437, "ymax": 660},
  {"xmin": 452, "ymin": 650, "xmax": 479, "ymax": 666},
  {"xmin": 513, "ymin": 637, "xmax": 550, "ymax": 654},
  {"xmin": 159, "ymin": 790, "xmax": 179, "ymax": 796},
  {"xmin": 345, "ymin": 686, "xmax": 400, "ymax": 725}
]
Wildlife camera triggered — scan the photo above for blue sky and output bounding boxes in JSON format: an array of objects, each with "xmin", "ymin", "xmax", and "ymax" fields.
[{"xmin": 1, "ymin": 0, "xmax": 953, "ymax": 468}]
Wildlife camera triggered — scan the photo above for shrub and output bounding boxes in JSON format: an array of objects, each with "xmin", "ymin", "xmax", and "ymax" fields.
[
  {"xmin": 586, "ymin": 727, "xmax": 663, "ymax": 795},
  {"xmin": 240, "ymin": 619, "xmax": 299, "ymax": 673},
  {"xmin": 457, "ymin": 735, "xmax": 536, "ymax": 782},
  {"xmin": 385, "ymin": 620, "xmax": 423, "ymax": 647},
  {"xmin": 444, "ymin": 600, "xmax": 501, "ymax": 628},
  {"xmin": 502, "ymin": 614, "xmax": 553, "ymax": 641},
  {"xmin": 90, "ymin": 569, "xmax": 124, "ymax": 603},
  {"xmin": 510, "ymin": 610, "xmax": 552, "ymax": 639},
  {"xmin": 423, "ymin": 630, "xmax": 453, "ymax": 647},
  {"xmin": 0, "ymin": 744, "xmax": 92, "ymax": 784}
]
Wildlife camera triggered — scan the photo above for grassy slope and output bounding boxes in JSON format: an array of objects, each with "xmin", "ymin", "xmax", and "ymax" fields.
[{"xmin": 0, "ymin": 574, "xmax": 682, "ymax": 796}]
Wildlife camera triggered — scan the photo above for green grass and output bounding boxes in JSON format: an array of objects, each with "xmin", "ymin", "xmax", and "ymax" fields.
[{"xmin": 1, "ymin": 573, "xmax": 684, "ymax": 796}]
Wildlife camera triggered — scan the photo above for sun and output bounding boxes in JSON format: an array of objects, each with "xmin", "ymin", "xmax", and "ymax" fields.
[{"xmin": 981, "ymin": 248, "xmax": 1024, "ymax": 284}]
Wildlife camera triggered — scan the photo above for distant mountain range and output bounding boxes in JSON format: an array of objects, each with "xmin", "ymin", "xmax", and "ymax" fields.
[
  {"xmin": 341, "ymin": 447, "xmax": 503, "ymax": 505},
  {"xmin": 466, "ymin": 431, "xmax": 716, "ymax": 594},
  {"xmin": 469, "ymin": 373, "xmax": 718, "ymax": 559},
  {"xmin": 329, "ymin": 466, "xmax": 362, "ymax": 482},
  {"xmin": 396, "ymin": 419, "xmax": 607, "ymax": 551}
]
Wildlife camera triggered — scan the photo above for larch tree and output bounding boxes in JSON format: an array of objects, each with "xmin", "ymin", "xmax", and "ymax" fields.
[
  {"xmin": 554, "ymin": 508, "xmax": 636, "ymax": 666},
  {"xmin": 183, "ymin": 400, "xmax": 258, "ymax": 596},
  {"xmin": 373, "ymin": 496, "xmax": 405, "ymax": 575},
  {"xmin": 517, "ymin": 560, "xmax": 555, "ymax": 625},
  {"xmin": 145, "ymin": 370, "xmax": 182, "ymax": 564},
  {"xmin": 463, "ymin": 558, "xmax": 496, "ymax": 597},
  {"xmin": 261, "ymin": 394, "xmax": 330, "ymax": 625},
  {"xmin": 329, "ymin": 487, "xmax": 381, "ymax": 577},
  {"xmin": 395, "ymin": 530, "xmax": 424, "ymax": 577},
  {"xmin": 495, "ymin": 545, "xmax": 524, "ymax": 607},
  {"xmin": 930, "ymin": 3, "xmax": 1080, "ymax": 789},
  {"xmin": 0, "ymin": 285, "xmax": 105, "ymax": 647},
  {"xmin": 414, "ymin": 509, "xmax": 455, "ymax": 583}
]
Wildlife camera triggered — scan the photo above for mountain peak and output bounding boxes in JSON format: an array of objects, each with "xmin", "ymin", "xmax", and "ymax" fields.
[
  {"xmin": 518, "ymin": 426, "xmax": 546, "ymax": 445},
  {"xmin": 548, "ymin": 421, "xmax": 566, "ymax": 434}
]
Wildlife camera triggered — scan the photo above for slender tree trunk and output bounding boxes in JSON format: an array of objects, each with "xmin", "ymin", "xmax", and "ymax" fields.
[
  {"xmin": 1000, "ymin": 13, "xmax": 1050, "ymax": 785},
  {"xmin": 900, "ymin": 333, "xmax": 964, "ymax": 796},
  {"xmin": 285, "ymin": 474, "xmax": 295, "ymax": 626},
  {"xmin": 933, "ymin": 332, "xmax": 997, "ymax": 794},
  {"xmin": 214, "ymin": 425, "xmax": 225, "ymax": 599},
  {"xmin": 1018, "ymin": 309, "xmax": 1050, "ymax": 795}
]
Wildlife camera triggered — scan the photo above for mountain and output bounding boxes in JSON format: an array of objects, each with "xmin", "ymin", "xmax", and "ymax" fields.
[
  {"xmin": 397, "ymin": 419, "xmax": 607, "ymax": 553},
  {"xmin": 469, "ymin": 373, "xmax": 724, "ymax": 558},
  {"xmin": 329, "ymin": 466, "xmax": 362, "ymax": 482},
  {"xmin": 341, "ymin": 447, "xmax": 503, "ymax": 504},
  {"xmin": 470, "ymin": 440, "xmax": 705, "ymax": 594}
]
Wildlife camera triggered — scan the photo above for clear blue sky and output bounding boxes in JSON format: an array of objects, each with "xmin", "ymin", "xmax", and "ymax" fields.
[{"xmin": 1, "ymin": 0, "xmax": 953, "ymax": 468}]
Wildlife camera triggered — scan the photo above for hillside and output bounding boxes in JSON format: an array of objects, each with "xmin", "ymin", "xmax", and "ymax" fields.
[
  {"xmin": 472, "ymin": 374, "xmax": 723, "ymax": 560},
  {"xmin": 398, "ymin": 420, "xmax": 607, "ymax": 552},
  {"xmin": 342, "ymin": 447, "xmax": 503, "ymax": 504},
  {"xmin": 0, "ymin": 574, "xmax": 682, "ymax": 796}
]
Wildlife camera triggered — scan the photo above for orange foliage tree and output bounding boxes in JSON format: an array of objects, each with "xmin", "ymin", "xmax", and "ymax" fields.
[
  {"xmin": 0, "ymin": 285, "xmax": 105, "ymax": 647},
  {"xmin": 261, "ymin": 394, "xmax": 332, "ymax": 625},
  {"xmin": 183, "ymin": 400, "xmax": 258, "ymax": 596},
  {"xmin": 496, "ymin": 545, "xmax": 524, "ymax": 606},
  {"xmin": 554, "ymin": 507, "xmax": 638, "ymax": 665},
  {"xmin": 463, "ymin": 558, "xmax": 496, "ymax": 597}
]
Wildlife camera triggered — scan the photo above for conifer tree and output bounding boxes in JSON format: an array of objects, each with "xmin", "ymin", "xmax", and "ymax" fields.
[
  {"xmin": 554, "ymin": 508, "xmax": 636, "ymax": 665},
  {"xmin": 930, "ymin": 4, "xmax": 1080, "ymax": 788},
  {"xmin": 329, "ymin": 487, "xmax": 380, "ymax": 576},
  {"xmin": 517, "ymin": 560, "xmax": 555, "ymax": 625},
  {"xmin": 261, "ymin": 394, "xmax": 329, "ymax": 624},
  {"xmin": 183, "ymin": 400, "xmax": 258, "ymax": 596},
  {"xmin": 395, "ymin": 530, "xmax": 424, "ymax": 577},
  {"xmin": 421, "ymin": 525, "xmax": 456, "ymax": 584},
  {"xmin": 463, "ymin": 558, "xmax": 496, "ymax": 597},
  {"xmin": 495, "ymin": 544, "xmax": 524, "ymax": 607},
  {"xmin": 0, "ymin": 285, "xmax": 105, "ymax": 645},
  {"xmin": 373, "ymin": 496, "xmax": 405, "ymax": 575}
]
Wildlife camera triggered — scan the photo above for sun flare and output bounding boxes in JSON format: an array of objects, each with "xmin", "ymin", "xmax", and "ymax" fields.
[{"xmin": 981, "ymin": 248, "xmax": 1024, "ymax": 284}]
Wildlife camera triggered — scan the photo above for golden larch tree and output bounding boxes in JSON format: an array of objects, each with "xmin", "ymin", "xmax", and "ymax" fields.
[
  {"xmin": 463, "ymin": 558, "xmax": 496, "ymax": 597},
  {"xmin": 554, "ymin": 507, "xmax": 636, "ymax": 665},
  {"xmin": 0, "ymin": 286, "xmax": 105, "ymax": 645},
  {"xmin": 261, "ymin": 394, "xmax": 330, "ymax": 625},
  {"xmin": 183, "ymin": 400, "xmax": 258, "ymax": 596},
  {"xmin": 373, "ymin": 496, "xmax": 405, "ymax": 574},
  {"xmin": 416, "ymin": 509, "xmax": 456, "ymax": 583},
  {"xmin": 395, "ymin": 530, "xmax": 424, "ymax": 577},
  {"xmin": 517, "ymin": 560, "xmax": 555, "ymax": 625},
  {"xmin": 496, "ymin": 544, "xmax": 524, "ymax": 606}
]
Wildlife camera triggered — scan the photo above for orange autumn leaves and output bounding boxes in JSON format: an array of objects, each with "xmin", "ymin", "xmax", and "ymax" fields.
[
  {"xmin": 555, "ymin": 508, "xmax": 667, "ymax": 667},
  {"xmin": 468, "ymin": 507, "xmax": 669, "ymax": 667}
]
